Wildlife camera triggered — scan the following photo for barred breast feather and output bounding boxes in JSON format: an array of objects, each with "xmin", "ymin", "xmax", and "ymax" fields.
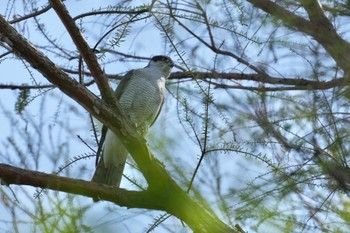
[{"xmin": 118, "ymin": 68, "xmax": 165, "ymax": 135}]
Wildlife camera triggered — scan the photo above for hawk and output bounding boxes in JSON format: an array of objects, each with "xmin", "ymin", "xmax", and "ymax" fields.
[{"xmin": 92, "ymin": 55, "xmax": 174, "ymax": 187}]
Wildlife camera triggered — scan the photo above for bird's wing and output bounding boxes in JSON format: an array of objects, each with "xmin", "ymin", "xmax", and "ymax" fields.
[
  {"xmin": 95, "ymin": 70, "xmax": 135, "ymax": 166},
  {"xmin": 95, "ymin": 125, "xmax": 108, "ymax": 166},
  {"xmin": 114, "ymin": 70, "xmax": 135, "ymax": 100},
  {"xmin": 150, "ymin": 96, "xmax": 164, "ymax": 127}
]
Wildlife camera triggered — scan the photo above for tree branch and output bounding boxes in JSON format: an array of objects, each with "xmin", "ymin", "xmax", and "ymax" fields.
[
  {"xmin": 0, "ymin": 71, "xmax": 344, "ymax": 92},
  {"xmin": 73, "ymin": 8, "xmax": 149, "ymax": 21},
  {"xmin": 9, "ymin": 4, "xmax": 52, "ymax": 24},
  {"xmin": 0, "ymin": 163, "xmax": 161, "ymax": 209},
  {"xmin": 170, "ymin": 72, "xmax": 347, "ymax": 90},
  {"xmin": 0, "ymin": 84, "xmax": 54, "ymax": 90},
  {"xmin": 49, "ymin": 0, "xmax": 115, "ymax": 102},
  {"xmin": 64, "ymin": 67, "xmax": 347, "ymax": 90},
  {"xmin": 245, "ymin": 0, "xmax": 314, "ymax": 35},
  {"xmin": 246, "ymin": 0, "xmax": 350, "ymax": 76},
  {"xmin": 301, "ymin": 0, "xmax": 334, "ymax": 30}
]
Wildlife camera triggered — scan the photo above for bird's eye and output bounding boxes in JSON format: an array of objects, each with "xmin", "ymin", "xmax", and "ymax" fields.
[{"xmin": 162, "ymin": 57, "xmax": 168, "ymax": 62}]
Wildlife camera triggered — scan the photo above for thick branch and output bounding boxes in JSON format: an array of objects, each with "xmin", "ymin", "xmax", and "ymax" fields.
[
  {"xmin": 246, "ymin": 0, "xmax": 350, "ymax": 76},
  {"xmin": 300, "ymin": 0, "xmax": 350, "ymax": 74},
  {"xmin": 301, "ymin": 0, "xmax": 334, "ymax": 30},
  {"xmin": 245, "ymin": 0, "xmax": 314, "ymax": 35},
  {"xmin": 0, "ymin": 163, "xmax": 160, "ymax": 209}
]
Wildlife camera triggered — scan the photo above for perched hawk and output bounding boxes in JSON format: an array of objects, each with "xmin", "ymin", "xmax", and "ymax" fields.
[{"xmin": 92, "ymin": 55, "xmax": 174, "ymax": 188}]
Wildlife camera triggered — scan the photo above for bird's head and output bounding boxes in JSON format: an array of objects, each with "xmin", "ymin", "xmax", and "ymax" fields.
[{"xmin": 148, "ymin": 55, "xmax": 174, "ymax": 77}]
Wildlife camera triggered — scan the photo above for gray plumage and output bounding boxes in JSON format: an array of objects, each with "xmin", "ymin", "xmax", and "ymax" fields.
[{"xmin": 92, "ymin": 55, "xmax": 174, "ymax": 189}]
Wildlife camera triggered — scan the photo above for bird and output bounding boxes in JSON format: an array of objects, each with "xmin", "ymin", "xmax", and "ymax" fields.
[{"xmin": 92, "ymin": 55, "xmax": 174, "ymax": 189}]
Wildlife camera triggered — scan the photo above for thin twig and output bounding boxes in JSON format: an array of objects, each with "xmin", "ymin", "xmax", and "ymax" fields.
[{"xmin": 9, "ymin": 5, "xmax": 51, "ymax": 24}]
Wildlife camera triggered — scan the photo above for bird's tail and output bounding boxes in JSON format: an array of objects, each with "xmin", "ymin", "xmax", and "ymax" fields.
[
  {"xmin": 91, "ymin": 131, "xmax": 128, "ymax": 201},
  {"xmin": 92, "ymin": 156, "xmax": 125, "ymax": 186},
  {"xmin": 91, "ymin": 157, "xmax": 125, "ymax": 202}
]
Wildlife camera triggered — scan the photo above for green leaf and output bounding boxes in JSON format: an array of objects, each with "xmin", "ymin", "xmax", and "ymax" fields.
[{"xmin": 15, "ymin": 89, "xmax": 30, "ymax": 114}]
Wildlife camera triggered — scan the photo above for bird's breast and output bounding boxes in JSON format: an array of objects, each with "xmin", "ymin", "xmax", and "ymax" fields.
[{"xmin": 118, "ymin": 74, "xmax": 165, "ymax": 130}]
